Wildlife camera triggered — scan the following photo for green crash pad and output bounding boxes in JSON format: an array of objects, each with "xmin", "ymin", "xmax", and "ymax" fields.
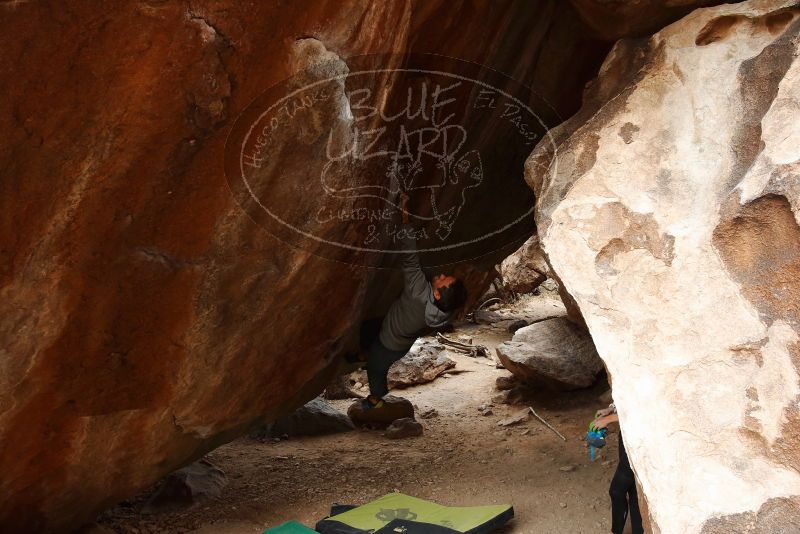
[
  {"xmin": 316, "ymin": 493, "xmax": 513, "ymax": 534},
  {"xmin": 264, "ymin": 520, "xmax": 318, "ymax": 534}
]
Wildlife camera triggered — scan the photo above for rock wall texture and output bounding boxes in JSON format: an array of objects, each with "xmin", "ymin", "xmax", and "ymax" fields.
[
  {"xmin": 496, "ymin": 317, "xmax": 603, "ymax": 390},
  {"xmin": 498, "ymin": 235, "xmax": 550, "ymax": 295},
  {"xmin": 527, "ymin": 1, "xmax": 800, "ymax": 532},
  {"xmin": 0, "ymin": 1, "xmax": 612, "ymax": 531},
  {"xmin": 568, "ymin": 0, "xmax": 729, "ymax": 40}
]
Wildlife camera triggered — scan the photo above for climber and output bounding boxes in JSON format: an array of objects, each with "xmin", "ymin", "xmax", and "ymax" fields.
[
  {"xmin": 357, "ymin": 192, "xmax": 467, "ymax": 409},
  {"xmin": 593, "ymin": 402, "xmax": 644, "ymax": 534}
]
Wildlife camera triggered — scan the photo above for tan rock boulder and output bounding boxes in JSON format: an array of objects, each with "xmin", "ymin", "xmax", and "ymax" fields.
[
  {"xmin": 499, "ymin": 235, "xmax": 550, "ymax": 294},
  {"xmin": 495, "ymin": 317, "xmax": 603, "ymax": 390},
  {"xmin": 527, "ymin": 1, "xmax": 800, "ymax": 531}
]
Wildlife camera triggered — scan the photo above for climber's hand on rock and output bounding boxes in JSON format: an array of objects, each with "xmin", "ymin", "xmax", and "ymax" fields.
[
  {"xmin": 593, "ymin": 414, "xmax": 618, "ymax": 429},
  {"xmin": 595, "ymin": 407, "xmax": 614, "ymax": 418}
]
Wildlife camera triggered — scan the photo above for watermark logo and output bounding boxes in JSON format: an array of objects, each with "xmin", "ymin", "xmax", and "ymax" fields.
[{"xmin": 224, "ymin": 53, "xmax": 558, "ymax": 267}]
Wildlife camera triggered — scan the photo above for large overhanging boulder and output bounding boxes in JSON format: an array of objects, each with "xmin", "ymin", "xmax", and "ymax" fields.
[
  {"xmin": 0, "ymin": 1, "xmax": 617, "ymax": 531},
  {"xmin": 527, "ymin": 1, "xmax": 800, "ymax": 532}
]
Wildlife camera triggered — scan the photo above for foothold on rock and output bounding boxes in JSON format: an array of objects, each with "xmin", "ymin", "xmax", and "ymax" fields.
[
  {"xmin": 143, "ymin": 459, "xmax": 227, "ymax": 513},
  {"xmin": 251, "ymin": 398, "xmax": 354, "ymax": 439},
  {"xmin": 385, "ymin": 418, "xmax": 424, "ymax": 439},
  {"xmin": 495, "ymin": 317, "xmax": 603, "ymax": 390},
  {"xmin": 347, "ymin": 395, "xmax": 415, "ymax": 428}
]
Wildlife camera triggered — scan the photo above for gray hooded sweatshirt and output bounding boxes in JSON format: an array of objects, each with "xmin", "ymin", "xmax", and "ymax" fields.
[{"xmin": 378, "ymin": 225, "xmax": 452, "ymax": 352}]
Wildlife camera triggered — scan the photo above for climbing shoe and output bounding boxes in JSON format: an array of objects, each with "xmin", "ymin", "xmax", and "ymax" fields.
[{"xmin": 361, "ymin": 395, "xmax": 385, "ymax": 410}]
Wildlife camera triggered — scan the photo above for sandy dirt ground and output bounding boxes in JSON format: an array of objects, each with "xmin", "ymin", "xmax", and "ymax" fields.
[{"xmin": 99, "ymin": 294, "xmax": 628, "ymax": 534}]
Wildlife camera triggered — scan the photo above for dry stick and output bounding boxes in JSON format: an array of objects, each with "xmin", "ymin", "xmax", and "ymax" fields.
[
  {"xmin": 436, "ymin": 332, "xmax": 473, "ymax": 350},
  {"xmin": 435, "ymin": 333, "xmax": 489, "ymax": 357},
  {"xmin": 529, "ymin": 407, "xmax": 567, "ymax": 441},
  {"xmin": 477, "ymin": 297, "xmax": 501, "ymax": 310}
]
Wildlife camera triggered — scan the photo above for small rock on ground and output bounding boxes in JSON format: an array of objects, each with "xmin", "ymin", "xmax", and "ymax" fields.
[
  {"xmin": 492, "ymin": 387, "xmax": 527, "ymax": 405},
  {"xmin": 495, "ymin": 375, "xmax": 518, "ymax": 391},
  {"xmin": 385, "ymin": 418, "xmax": 424, "ymax": 439},
  {"xmin": 497, "ymin": 409, "xmax": 530, "ymax": 427},
  {"xmin": 418, "ymin": 407, "xmax": 438, "ymax": 419},
  {"xmin": 143, "ymin": 459, "xmax": 227, "ymax": 513},
  {"xmin": 252, "ymin": 398, "xmax": 354, "ymax": 439}
]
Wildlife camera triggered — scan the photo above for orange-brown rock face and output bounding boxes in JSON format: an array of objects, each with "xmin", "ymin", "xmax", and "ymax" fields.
[{"xmin": 0, "ymin": 1, "xmax": 610, "ymax": 531}]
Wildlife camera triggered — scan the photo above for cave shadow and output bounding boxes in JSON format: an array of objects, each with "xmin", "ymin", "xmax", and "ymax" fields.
[{"xmin": 518, "ymin": 371, "xmax": 611, "ymax": 413}]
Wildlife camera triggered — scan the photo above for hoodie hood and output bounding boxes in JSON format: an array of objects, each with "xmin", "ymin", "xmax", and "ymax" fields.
[{"xmin": 424, "ymin": 290, "xmax": 452, "ymax": 328}]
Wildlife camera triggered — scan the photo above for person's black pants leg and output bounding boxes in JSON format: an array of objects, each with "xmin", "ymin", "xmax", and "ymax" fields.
[
  {"xmin": 366, "ymin": 340, "xmax": 408, "ymax": 398},
  {"xmin": 360, "ymin": 317, "xmax": 384, "ymax": 352},
  {"xmin": 610, "ymin": 432, "xmax": 644, "ymax": 534},
  {"xmin": 627, "ymin": 477, "xmax": 643, "ymax": 534},
  {"xmin": 609, "ymin": 466, "xmax": 632, "ymax": 534}
]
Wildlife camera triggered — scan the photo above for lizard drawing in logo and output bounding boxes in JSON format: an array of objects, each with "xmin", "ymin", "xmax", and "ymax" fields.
[{"xmin": 320, "ymin": 124, "xmax": 483, "ymax": 241}]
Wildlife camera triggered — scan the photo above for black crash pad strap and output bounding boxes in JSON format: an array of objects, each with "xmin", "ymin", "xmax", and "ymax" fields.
[
  {"xmin": 375, "ymin": 519, "xmax": 462, "ymax": 533},
  {"xmin": 314, "ymin": 519, "xmax": 369, "ymax": 534}
]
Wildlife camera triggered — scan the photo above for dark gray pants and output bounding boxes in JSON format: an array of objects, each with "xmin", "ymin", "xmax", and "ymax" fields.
[
  {"xmin": 366, "ymin": 338, "xmax": 409, "ymax": 398},
  {"xmin": 610, "ymin": 433, "xmax": 643, "ymax": 534}
]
